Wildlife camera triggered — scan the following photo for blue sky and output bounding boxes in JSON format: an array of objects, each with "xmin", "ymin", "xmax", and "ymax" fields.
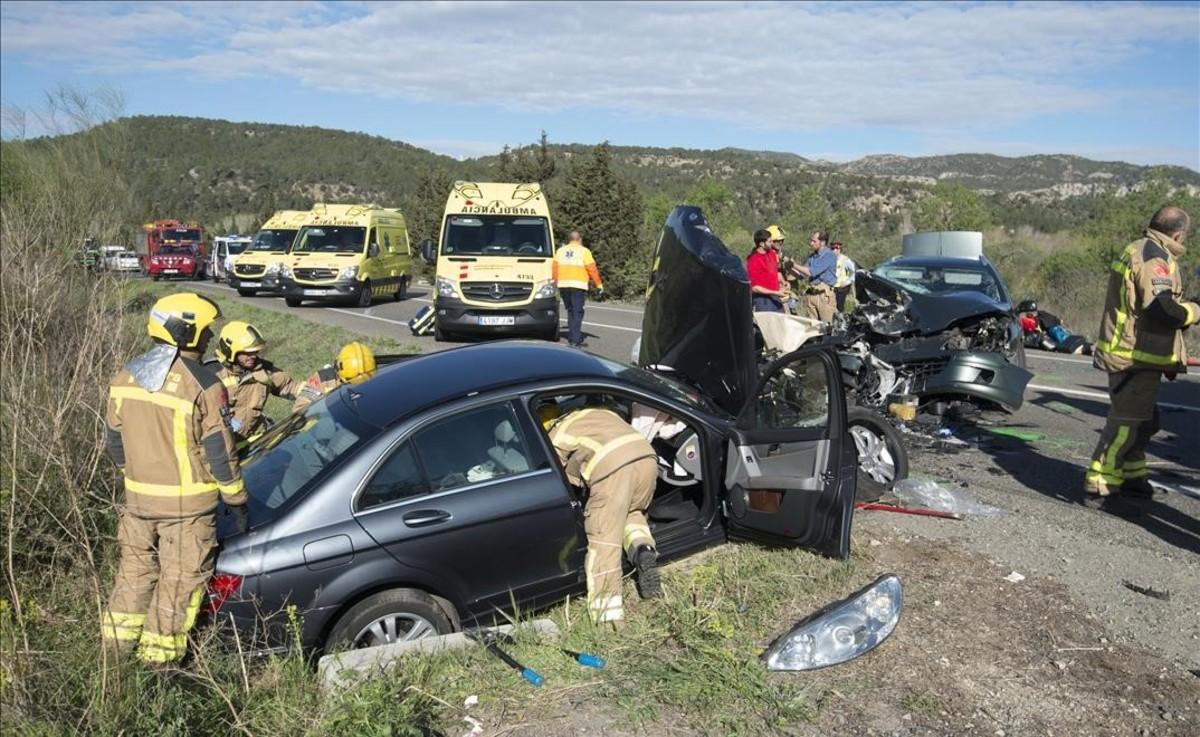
[{"xmin": 2, "ymin": 1, "xmax": 1197, "ymax": 168}]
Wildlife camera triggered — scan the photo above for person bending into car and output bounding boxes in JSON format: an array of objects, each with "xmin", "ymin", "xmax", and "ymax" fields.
[
  {"xmin": 214, "ymin": 321, "xmax": 301, "ymax": 445},
  {"xmin": 540, "ymin": 402, "xmax": 661, "ymax": 629},
  {"xmin": 748, "ymin": 229, "xmax": 786, "ymax": 312}
]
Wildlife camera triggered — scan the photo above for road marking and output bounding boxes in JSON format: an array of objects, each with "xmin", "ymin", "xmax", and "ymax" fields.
[
  {"xmin": 1026, "ymin": 353, "xmax": 1092, "ymax": 365},
  {"xmin": 1026, "ymin": 383, "xmax": 1199, "ymax": 413},
  {"xmin": 328, "ymin": 307, "xmax": 411, "ymax": 326}
]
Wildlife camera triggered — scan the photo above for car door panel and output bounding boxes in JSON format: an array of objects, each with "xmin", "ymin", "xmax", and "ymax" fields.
[{"xmin": 724, "ymin": 347, "xmax": 855, "ymax": 558}]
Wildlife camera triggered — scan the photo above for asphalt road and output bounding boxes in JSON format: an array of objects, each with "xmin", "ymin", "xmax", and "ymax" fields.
[{"xmin": 188, "ymin": 278, "xmax": 1200, "ymax": 668}]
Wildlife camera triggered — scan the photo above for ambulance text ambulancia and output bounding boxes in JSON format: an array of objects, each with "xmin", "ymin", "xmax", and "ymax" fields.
[{"xmin": 430, "ymin": 182, "xmax": 559, "ymax": 341}]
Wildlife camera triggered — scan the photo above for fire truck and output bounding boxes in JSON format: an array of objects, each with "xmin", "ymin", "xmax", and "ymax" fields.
[{"xmin": 142, "ymin": 220, "xmax": 207, "ymax": 280}]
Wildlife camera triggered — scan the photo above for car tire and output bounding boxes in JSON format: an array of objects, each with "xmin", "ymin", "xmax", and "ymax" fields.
[
  {"xmin": 325, "ymin": 588, "xmax": 453, "ymax": 651},
  {"xmin": 151, "ymin": 275, "xmax": 160, "ymax": 282},
  {"xmin": 237, "ymin": 288, "xmax": 255, "ymax": 298},
  {"xmin": 847, "ymin": 407, "xmax": 908, "ymax": 502},
  {"xmin": 434, "ymin": 323, "xmax": 449, "ymax": 342},
  {"xmin": 393, "ymin": 277, "xmax": 408, "ymax": 302},
  {"xmin": 285, "ymin": 296, "xmax": 302, "ymax": 308},
  {"xmin": 356, "ymin": 281, "xmax": 372, "ymax": 308},
  {"xmin": 540, "ymin": 325, "xmax": 559, "ymax": 342},
  {"xmin": 1012, "ymin": 341, "xmax": 1027, "ymax": 369}
]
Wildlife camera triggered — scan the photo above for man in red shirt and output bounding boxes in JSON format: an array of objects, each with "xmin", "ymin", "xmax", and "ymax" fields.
[{"xmin": 747, "ymin": 229, "xmax": 785, "ymax": 312}]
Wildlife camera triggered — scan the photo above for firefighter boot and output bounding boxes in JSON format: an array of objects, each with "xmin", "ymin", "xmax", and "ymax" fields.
[
  {"xmin": 1120, "ymin": 476, "xmax": 1156, "ymax": 500},
  {"xmin": 633, "ymin": 545, "xmax": 661, "ymax": 600}
]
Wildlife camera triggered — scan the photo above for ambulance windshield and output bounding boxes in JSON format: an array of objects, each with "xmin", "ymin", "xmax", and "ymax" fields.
[
  {"xmin": 442, "ymin": 216, "xmax": 551, "ymax": 257},
  {"xmin": 250, "ymin": 229, "xmax": 297, "ymax": 252}
]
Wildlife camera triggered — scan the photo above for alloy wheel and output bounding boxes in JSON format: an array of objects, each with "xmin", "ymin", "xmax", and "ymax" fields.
[
  {"xmin": 351, "ymin": 613, "xmax": 437, "ymax": 649},
  {"xmin": 849, "ymin": 424, "xmax": 897, "ymax": 485}
]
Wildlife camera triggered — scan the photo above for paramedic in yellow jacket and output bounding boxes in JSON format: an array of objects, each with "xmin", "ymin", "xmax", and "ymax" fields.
[
  {"xmin": 553, "ymin": 232, "xmax": 604, "ymax": 348},
  {"xmin": 292, "ymin": 341, "xmax": 377, "ymax": 413},
  {"xmin": 1086, "ymin": 206, "xmax": 1199, "ymax": 509},
  {"xmin": 542, "ymin": 403, "xmax": 660, "ymax": 628},
  {"xmin": 102, "ymin": 293, "xmax": 247, "ymax": 665},
  {"xmin": 214, "ymin": 321, "xmax": 301, "ymax": 444}
]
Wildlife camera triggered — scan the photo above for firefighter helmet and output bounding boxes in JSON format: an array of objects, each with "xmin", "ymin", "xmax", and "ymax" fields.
[
  {"xmin": 335, "ymin": 342, "xmax": 376, "ymax": 384},
  {"xmin": 147, "ymin": 293, "xmax": 221, "ymax": 349},
  {"xmin": 536, "ymin": 403, "xmax": 561, "ymax": 429},
  {"xmin": 215, "ymin": 321, "xmax": 267, "ymax": 365},
  {"xmin": 766, "ymin": 224, "xmax": 785, "ymax": 241}
]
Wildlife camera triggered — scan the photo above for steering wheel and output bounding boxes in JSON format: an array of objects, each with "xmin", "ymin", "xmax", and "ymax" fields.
[{"xmin": 516, "ymin": 243, "xmax": 541, "ymax": 254}]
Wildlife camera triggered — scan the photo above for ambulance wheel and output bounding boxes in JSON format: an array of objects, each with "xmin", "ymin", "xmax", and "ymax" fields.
[
  {"xmin": 540, "ymin": 325, "xmax": 559, "ymax": 342},
  {"xmin": 356, "ymin": 281, "xmax": 372, "ymax": 308},
  {"xmin": 434, "ymin": 323, "xmax": 449, "ymax": 342},
  {"xmin": 285, "ymin": 297, "xmax": 302, "ymax": 307},
  {"xmin": 393, "ymin": 277, "xmax": 408, "ymax": 302},
  {"xmin": 326, "ymin": 588, "xmax": 453, "ymax": 651}
]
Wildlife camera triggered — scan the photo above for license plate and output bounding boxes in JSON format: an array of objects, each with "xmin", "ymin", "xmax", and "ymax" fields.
[
  {"xmin": 478, "ymin": 315, "xmax": 516, "ymax": 326},
  {"xmin": 163, "ymin": 269, "xmax": 178, "ymax": 274},
  {"xmin": 303, "ymin": 289, "xmax": 329, "ymax": 296}
]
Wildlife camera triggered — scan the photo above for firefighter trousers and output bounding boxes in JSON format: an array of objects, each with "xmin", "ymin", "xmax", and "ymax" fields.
[
  {"xmin": 101, "ymin": 510, "xmax": 216, "ymax": 663},
  {"xmin": 583, "ymin": 458, "xmax": 657, "ymax": 624},
  {"xmin": 1086, "ymin": 371, "xmax": 1161, "ymax": 493}
]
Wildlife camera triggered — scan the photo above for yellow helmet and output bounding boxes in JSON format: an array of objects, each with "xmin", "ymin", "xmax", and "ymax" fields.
[
  {"xmin": 536, "ymin": 403, "xmax": 561, "ymax": 430},
  {"xmin": 215, "ymin": 321, "xmax": 267, "ymax": 365},
  {"xmin": 147, "ymin": 293, "xmax": 221, "ymax": 349},
  {"xmin": 336, "ymin": 342, "xmax": 376, "ymax": 384},
  {"xmin": 766, "ymin": 225, "xmax": 785, "ymax": 241}
]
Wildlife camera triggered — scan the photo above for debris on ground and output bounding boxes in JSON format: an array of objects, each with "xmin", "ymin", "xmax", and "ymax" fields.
[
  {"xmin": 893, "ymin": 478, "xmax": 1006, "ymax": 517},
  {"xmin": 1122, "ymin": 581, "xmax": 1171, "ymax": 601},
  {"xmin": 983, "ymin": 427, "xmax": 1045, "ymax": 442},
  {"xmin": 1003, "ymin": 571, "xmax": 1026, "ymax": 583},
  {"xmin": 856, "ymin": 501, "xmax": 962, "ymax": 520}
]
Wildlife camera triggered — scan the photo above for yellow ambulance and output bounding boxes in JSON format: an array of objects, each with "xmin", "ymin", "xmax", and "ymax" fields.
[
  {"xmin": 230, "ymin": 209, "xmax": 309, "ymax": 297},
  {"xmin": 281, "ymin": 203, "xmax": 411, "ymax": 308},
  {"xmin": 427, "ymin": 182, "xmax": 558, "ymax": 341}
]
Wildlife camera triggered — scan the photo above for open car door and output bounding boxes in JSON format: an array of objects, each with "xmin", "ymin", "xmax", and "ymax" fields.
[{"xmin": 723, "ymin": 346, "xmax": 857, "ymax": 558}]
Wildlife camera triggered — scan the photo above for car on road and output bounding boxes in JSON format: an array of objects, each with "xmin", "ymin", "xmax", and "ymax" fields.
[
  {"xmin": 102, "ymin": 247, "xmax": 144, "ymax": 274},
  {"xmin": 206, "ymin": 339, "xmax": 858, "ymax": 653}
]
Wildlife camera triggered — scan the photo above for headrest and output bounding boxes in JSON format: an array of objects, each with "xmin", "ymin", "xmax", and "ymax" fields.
[{"xmin": 495, "ymin": 420, "xmax": 517, "ymax": 444}]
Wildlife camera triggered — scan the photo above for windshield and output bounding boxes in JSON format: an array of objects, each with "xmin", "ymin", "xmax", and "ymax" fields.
[
  {"xmin": 293, "ymin": 226, "xmax": 366, "ymax": 254},
  {"xmin": 241, "ymin": 394, "xmax": 379, "ymax": 519},
  {"xmin": 873, "ymin": 263, "xmax": 1003, "ymax": 302},
  {"xmin": 165, "ymin": 228, "xmax": 201, "ymax": 242},
  {"xmin": 442, "ymin": 215, "xmax": 551, "ymax": 257},
  {"xmin": 156, "ymin": 246, "xmax": 193, "ymax": 256},
  {"xmin": 250, "ymin": 228, "xmax": 297, "ymax": 252},
  {"xmin": 593, "ymin": 356, "xmax": 721, "ymax": 415},
  {"xmin": 227, "ymin": 241, "xmax": 249, "ymax": 255}
]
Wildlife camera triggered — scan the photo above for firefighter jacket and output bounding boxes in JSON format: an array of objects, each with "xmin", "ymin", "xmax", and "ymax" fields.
[
  {"xmin": 547, "ymin": 408, "xmax": 657, "ymax": 489},
  {"xmin": 292, "ymin": 366, "xmax": 339, "ymax": 413},
  {"xmin": 552, "ymin": 241, "xmax": 603, "ymax": 291},
  {"xmin": 105, "ymin": 349, "xmax": 246, "ymax": 519},
  {"xmin": 216, "ymin": 360, "xmax": 300, "ymax": 438},
  {"xmin": 1094, "ymin": 229, "xmax": 1200, "ymax": 374}
]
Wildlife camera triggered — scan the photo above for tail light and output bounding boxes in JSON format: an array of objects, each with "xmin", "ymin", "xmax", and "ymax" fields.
[{"xmin": 205, "ymin": 573, "xmax": 243, "ymax": 614}]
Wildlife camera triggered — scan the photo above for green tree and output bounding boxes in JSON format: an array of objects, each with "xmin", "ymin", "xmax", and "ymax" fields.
[
  {"xmin": 498, "ymin": 131, "xmax": 557, "ymax": 183},
  {"xmin": 911, "ymin": 182, "xmax": 992, "ymax": 232},
  {"xmin": 407, "ymin": 167, "xmax": 454, "ymax": 245},
  {"xmin": 557, "ymin": 142, "xmax": 645, "ymax": 298}
]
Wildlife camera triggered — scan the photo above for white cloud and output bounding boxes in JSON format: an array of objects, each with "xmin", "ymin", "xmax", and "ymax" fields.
[{"xmin": 2, "ymin": 1, "xmax": 1197, "ymax": 142}]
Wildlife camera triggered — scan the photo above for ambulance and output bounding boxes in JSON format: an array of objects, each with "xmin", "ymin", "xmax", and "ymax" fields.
[
  {"xmin": 428, "ymin": 182, "xmax": 558, "ymax": 341},
  {"xmin": 281, "ymin": 203, "xmax": 411, "ymax": 308},
  {"xmin": 230, "ymin": 210, "xmax": 310, "ymax": 296}
]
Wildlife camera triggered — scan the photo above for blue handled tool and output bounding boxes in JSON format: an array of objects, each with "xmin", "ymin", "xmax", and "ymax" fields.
[
  {"xmin": 561, "ymin": 648, "xmax": 605, "ymax": 669},
  {"xmin": 467, "ymin": 630, "xmax": 544, "ymax": 687}
]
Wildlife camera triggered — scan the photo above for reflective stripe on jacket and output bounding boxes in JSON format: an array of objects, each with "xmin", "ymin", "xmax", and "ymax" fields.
[
  {"xmin": 834, "ymin": 254, "xmax": 856, "ymax": 288},
  {"xmin": 292, "ymin": 366, "xmax": 339, "ymax": 413},
  {"xmin": 106, "ymin": 352, "xmax": 245, "ymax": 518},
  {"xmin": 553, "ymin": 242, "xmax": 603, "ymax": 291},
  {"xmin": 217, "ymin": 359, "xmax": 300, "ymax": 438},
  {"xmin": 547, "ymin": 408, "xmax": 656, "ymax": 488},
  {"xmin": 1094, "ymin": 229, "xmax": 1199, "ymax": 374}
]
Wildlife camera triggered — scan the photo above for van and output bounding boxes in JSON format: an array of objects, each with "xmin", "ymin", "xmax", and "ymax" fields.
[
  {"xmin": 282, "ymin": 203, "xmax": 411, "ymax": 308},
  {"xmin": 427, "ymin": 182, "xmax": 558, "ymax": 341},
  {"xmin": 231, "ymin": 210, "xmax": 310, "ymax": 296},
  {"xmin": 210, "ymin": 235, "xmax": 253, "ymax": 283}
]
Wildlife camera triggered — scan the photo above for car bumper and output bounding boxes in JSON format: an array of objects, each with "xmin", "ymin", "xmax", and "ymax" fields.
[
  {"xmin": 230, "ymin": 274, "xmax": 284, "ymax": 293},
  {"xmin": 207, "ymin": 598, "xmax": 336, "ymax": 654},
  {"xmin": 435, "ymin": 295, "xmax": 559, "ymax": 334},
  {"xmin": 915, "ymin": 351, "xmax": 1033, "ymax": 411},
  {"xmin": 282, "ymin": 278, "xmax": 362, "ymax": 302},
  {"xmin": 149, "ymin": 267, "xmax": 198, "ymax": 278}
]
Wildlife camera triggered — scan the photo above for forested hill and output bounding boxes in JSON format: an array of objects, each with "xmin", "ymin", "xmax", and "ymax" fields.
[{"xmin": 48, "ymin": 115, "xmax": 1200, "ymax": 230}]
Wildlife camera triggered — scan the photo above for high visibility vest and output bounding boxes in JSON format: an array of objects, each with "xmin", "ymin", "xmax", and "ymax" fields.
[
  {"xmin": 834, "ymin": 254, "xmax": 856, "ymax": 288},
  {"xmin": 553, "ymin": 242, "xmax": 603, "ymax": 291}
]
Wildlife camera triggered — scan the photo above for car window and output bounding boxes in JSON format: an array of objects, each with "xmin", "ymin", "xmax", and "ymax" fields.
[
  {"xmin": 874, "ymin": 262, "xmax": 1002, "ymax": 301},
  {"xmin": 358, "ymin": 442, "xmax": 429, "ymax": 511},
  {"xmin": 749, "ymin": 353, "xmax": 829, "ymax": 430},
  {"xmin": 412, "ymin": 404, "xmax": 532, "ymax": 492}
]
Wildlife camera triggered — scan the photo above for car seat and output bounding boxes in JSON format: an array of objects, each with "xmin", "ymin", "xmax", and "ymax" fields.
[{"xmin": 487, "ymin": 420, "xmax": 530, "ymax": 473}]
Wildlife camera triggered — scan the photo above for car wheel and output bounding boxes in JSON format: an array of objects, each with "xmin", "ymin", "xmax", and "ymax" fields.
[
  {"xmin": 356, "ymin": 281, "xmax": 372, "ymax": 308},
  {"xmin": 285, "ymin": 296, "xmax": 302, "ymax": 307},
  {"xmin": 434, "ymin": 323, "xmax": 449, "ymax": 342},
  {"xmin": 540, "ymin": 325, "xmax": 559, "ymax": 342},
  {"xmin": 237, "ymin": 288, "xmax": 255, "ymax": 298},
  {"xmin": 326, "ymin": 588, "xmax": 453, "ymax": 651},
  {"xmin": 151, "ymin": 275, "xmax": 160, "ymax": 282},
  {"xmin": 393, "ymin": 277, "xmax": 408, "ymax": 302},
  {"xmin": 847, "ymin": 407, "xmax": 908, "ymax": 502}
]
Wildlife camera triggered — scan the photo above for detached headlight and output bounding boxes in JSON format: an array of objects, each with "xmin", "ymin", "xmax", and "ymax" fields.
[
  {"xmin": 436, "ymin": 276, "xmax": 457, "ymax": 298},
  {"xmin": 762, "ymin": 574, "xmax": 902, "ymax": 671},
  {"xmin": 338, "ymin": 265, "xmax": 359, "ymax": 280},
  {"xmin": 533, "ymin": 279, "xmax": 557, "ymax": 299},
  {"xmin": 265, "ymin": 262, "xmax": 281, "ymax": 275}
]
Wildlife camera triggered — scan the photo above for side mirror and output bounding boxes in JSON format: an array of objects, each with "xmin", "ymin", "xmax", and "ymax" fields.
[
  {"xmin": 420, "ymin": 239, "xmax": 436, "ymax": 264},
  {"xmin": 368, "ymin": 242, "xmax": 380, "ymax": 258}
]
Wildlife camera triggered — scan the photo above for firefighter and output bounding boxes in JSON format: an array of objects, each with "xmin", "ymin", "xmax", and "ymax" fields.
[
  {"xmin": 102, "ymin": 293, "xmax": 247, "ymax": 666},
  {"xmin": 214, "ymin": 321, "xmax": 300, "ymax": 443},
  {"xmin": 292, "ymin": 341, "xmax": 377, "ymax": 412},
  {"xmin": 540, "ymin": 401, "xmax": 660, "ymax": 628},
  {"xmin": 1086, "ymin": 206, "xmax": 1199, "ymax": 509}
]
